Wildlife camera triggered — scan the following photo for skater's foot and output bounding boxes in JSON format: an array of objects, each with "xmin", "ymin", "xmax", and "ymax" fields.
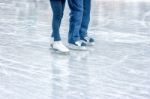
[
  {"xmin": 50, "ymin": 41, "xmax": 70, "ymax": 53},
  {"xmin": 68, "ymin": 40, "xmax": 87, "ymax": 51},
  {"xmin": 81, "ymin": 36, "xmax": 95, "ymax": 46}
]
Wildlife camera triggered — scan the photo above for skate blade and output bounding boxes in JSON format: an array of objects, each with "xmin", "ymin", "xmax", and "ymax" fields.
[
  {"xmin": 82, "ymin": 41, "xmax": 95, "ymax": 46},
  {"xmin": 50, "ymin": 46, "xmax": 70, "ymax": 55},
  {"xmin": 87, "ymin": 42, "xmax": 95, "ymax": 46},
  {"xmin": 68, "ymin": 44, "xmax": 88, "ymax": 51}
]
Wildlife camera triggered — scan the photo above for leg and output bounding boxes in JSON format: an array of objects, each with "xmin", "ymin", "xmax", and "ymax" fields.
[
  {"xmin": 68, "ymin": 0, "xmax": 83, "ymax": 43},
  {"xmin": 50, "ymin": 0, "xmax": 66, "ymax": 41},
  {"xmin": 50, "ymin": 0, "xmax": 69, "ymax": 53},
  {"xmin": 61, "ymin": 0, "xmax": 66, "ymax": 12},
  {"xmin": 79, "ymin": 0, "xmax": 91, "ymax": 39}
]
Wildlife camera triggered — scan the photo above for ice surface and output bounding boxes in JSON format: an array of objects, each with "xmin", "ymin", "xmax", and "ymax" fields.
[{"xmin": 0, "ymin": 0, "xmax": 150, "ymax": 99}]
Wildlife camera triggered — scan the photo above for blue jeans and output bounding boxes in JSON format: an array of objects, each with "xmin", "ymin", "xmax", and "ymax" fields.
[
  {"xmin": 50, "ymin": 0, "xmax": 66, "ymax": 41},
  {"xmin": 68, "ymin": 0, "xmax": 91, "ymax": 43}
]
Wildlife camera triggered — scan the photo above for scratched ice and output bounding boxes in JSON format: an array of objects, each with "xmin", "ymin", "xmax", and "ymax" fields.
[{"xmin": 0, "ymin": 0, "xmax": 150, "ymax": 99}]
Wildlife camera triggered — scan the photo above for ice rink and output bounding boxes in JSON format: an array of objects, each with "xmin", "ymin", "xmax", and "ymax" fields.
[{"xmin": 0, "ymin": 0, "xmax": 150, "ymax": 99}]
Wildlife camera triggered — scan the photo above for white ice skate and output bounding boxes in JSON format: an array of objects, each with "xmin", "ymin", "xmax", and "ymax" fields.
[{"xmin": 50, "ymin": 41, "xmax": 70, "ymax": 54}]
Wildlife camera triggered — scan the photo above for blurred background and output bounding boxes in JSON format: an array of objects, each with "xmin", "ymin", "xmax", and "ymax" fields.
[{"xmin": 0, "ymin": 0, "xmax": 150, "ymax": 99}]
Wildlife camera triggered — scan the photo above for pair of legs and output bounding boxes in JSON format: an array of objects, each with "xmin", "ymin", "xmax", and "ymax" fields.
[
  {"xmin": 50, "ymin": 0, "xmax": 91, "ymax": 43},
  {"xmin": 50, "ymin": 0, "xmax": 93, "ymax": 52},
  {"xmin": 68, "ymin": 0, "xmax": 91, "ymax": 44}
]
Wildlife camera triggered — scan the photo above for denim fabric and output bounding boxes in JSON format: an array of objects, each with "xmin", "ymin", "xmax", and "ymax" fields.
[
  {"xmin": 68, "ymin": 0, "xmax": 91, "ymax": 43},
  {"xmin": 50, "ymin": 0, "xmax": 66, "ymax": 41}
]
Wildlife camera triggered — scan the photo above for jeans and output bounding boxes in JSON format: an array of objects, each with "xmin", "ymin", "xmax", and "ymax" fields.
[
  {"xmin": 68, "ymin": 0, "xmax": 91, "ymax": 43},
  {"xmin": 50, "ymin": 0, "xmax": 66, "ymax": 41}
]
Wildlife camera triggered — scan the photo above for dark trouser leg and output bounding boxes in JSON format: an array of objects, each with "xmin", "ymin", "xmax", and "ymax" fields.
[
  {"xmin": 79, "ymin": 0, "xmax": 91, "ymax": 39},
  {"xmin": 68, "ymin": 0, "xmax": 83, "ymax": 43},
  {"xmin": 50, "ymin": 0, "xmax": 66, "ymax": 41}
]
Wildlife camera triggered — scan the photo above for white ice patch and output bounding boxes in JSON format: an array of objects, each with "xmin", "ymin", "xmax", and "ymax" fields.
[{"xmin": 96, "ymin": 31, "xmax": 150, "ymax": 44}]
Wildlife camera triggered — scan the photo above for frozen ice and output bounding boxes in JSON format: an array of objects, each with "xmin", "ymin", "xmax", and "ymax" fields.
[{"xmin": 0, "ymin": 0, "xmax": 150, "ymax": 99}]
